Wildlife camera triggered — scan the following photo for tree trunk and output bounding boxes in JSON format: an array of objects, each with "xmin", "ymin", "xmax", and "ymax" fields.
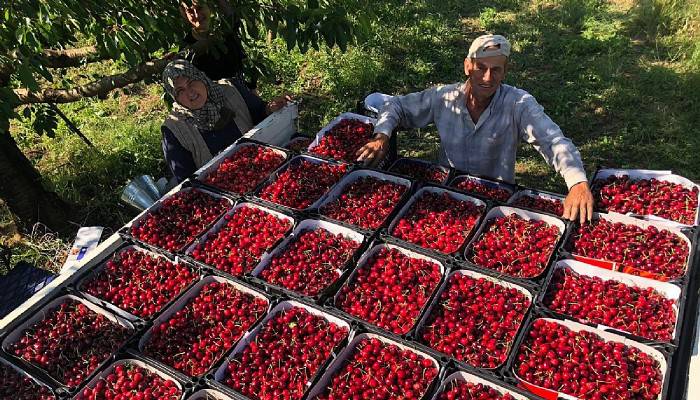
[{"xmin": 0, "ymin": 118, "xmax": 73, "ymax": 235}]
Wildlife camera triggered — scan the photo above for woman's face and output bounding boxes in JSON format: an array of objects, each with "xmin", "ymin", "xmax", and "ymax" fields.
[{"xmin": 173, "ymin": 75, "xmax": 208, "ymax": 110}]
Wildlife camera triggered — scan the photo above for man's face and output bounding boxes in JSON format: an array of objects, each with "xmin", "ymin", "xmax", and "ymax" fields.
[
  {"xmin": 464, "ymin": 55, "xmax": 508, "ymax": 100},
  {"xmin": 174, "ymin": 75, "xmax": 208, "ymax": 110}
]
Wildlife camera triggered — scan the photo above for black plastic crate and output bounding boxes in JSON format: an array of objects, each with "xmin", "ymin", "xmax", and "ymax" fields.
[
  {"xmin": 182, "ymin": 200, "xmax": 297, "ymax": 280},
  {"xmin": 326, "ymin": 239, "xmax": 449, "ymax": 341},
  {"xmin": 461, "ymin": 205, "xmax": 571, "ymax": 283},
  {"xmin": 251, "ymin": 154, "xmax": 354, "ymax": 216},
  {"xmin": 246, "ymin": 218, "xmax": 371, "ymax": 305},
  {"xmin": 130, "ymin": 274, "xmax": 274, "ymax": 383},
  {"xmin": 387, "ymin": 157, "xmax": 453, "ymax": 186},
  {"xmin": 381, "ymin": 183, "xmax": 490, "ymax": 261},
  {"xmin": 448, "ymin": 173, "xmax": 517, "ymax": 204},
  {"xmin": 205, "ymin": 298, "xmax": 355, "ymax": 400},
  {"xmin": 506, "ymin": 187, "xmax": 566, "ymax": 218},
  {"xmin": 412, "ymin": 266, "xmax": 536, "ymax": 378},
  {"xmin": 313, "ymin": 168, "xmax": 416, "ymax": 236},
  {"xmin": 194, "ymin": 138, "xmax": 291, "ymax": 198}
]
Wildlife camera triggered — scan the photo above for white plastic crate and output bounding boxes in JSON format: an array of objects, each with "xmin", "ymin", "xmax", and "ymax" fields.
[
  {"xmin": 1, "ymin": 294, "xmax": 135, "ymax": 387},
  {"xmin": 307, "ymin": 112, "xmax": 377, "ymax": 153},
  {"xmin": 195, "ymin": 142, "xmax": 289, "ymax": 192},
  {"xmin": 512, "ymin": 318, "xmax": 668, "ymax": 400},
  {"xmin": 0, "ymin": 355, "xmax": 56, "ymax": 399},
  {"xmin": 592, "ymin": 168, "xmax": 700, "ymax": 227},
  {"xmin": 542, "ymin": 259, "xmax": 681, "ymax": 342},
  {"xmin": 333, "ymin": 242, "xmax": 446, "ymax": 335},
  {"xmin": 463, "ymin": 206, "xmax": 566, "ymax": 278},
  {"xmin": 184, "ymin": 201, "xmax": 295, "ymax": 269},
  {"xmin": 569, "ymin": 211, "xmax": 692, "ymax": 281},
  {"xmin": 126, "ymin": 186, "xmax": 234, "ymax": 253}
]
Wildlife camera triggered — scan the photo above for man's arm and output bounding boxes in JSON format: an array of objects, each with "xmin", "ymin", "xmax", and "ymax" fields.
[
  {"xmin": 356, "ymin": 87, "xmax": 439, "ymax": 165},
  {"xmin": 516, "ymin": 94, "xmax": 594, "ymax": 223}
]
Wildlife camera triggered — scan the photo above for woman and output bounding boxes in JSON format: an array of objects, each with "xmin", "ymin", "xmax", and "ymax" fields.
[{"xmin": 161, "ymin": 59, "xmax": 288, "ymax": 182}]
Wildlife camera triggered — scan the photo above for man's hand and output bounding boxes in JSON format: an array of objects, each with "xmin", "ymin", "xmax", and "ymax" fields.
[
  {"xmin": 180, "ymin": 1, "xmax": 211, "ymax": 33},
  {"xmin": 563, "ymin": 181, "xmax": 594, "ymax": 224},
  {"xmin": 266, "ymin": 94, "xmax": 294, "ymax": 114},
  {"xmin": 356, "ymin": 133, "xmax": 390, "ymax": 167}
]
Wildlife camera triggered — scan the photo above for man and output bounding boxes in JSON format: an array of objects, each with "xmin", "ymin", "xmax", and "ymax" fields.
[
  {"xmin": 180, "ymin": 1, "xmax": 257, "ymax": 87},
  {"xmin": 356, "ymin": 34, "xmax": 594, "ymax": 223}
]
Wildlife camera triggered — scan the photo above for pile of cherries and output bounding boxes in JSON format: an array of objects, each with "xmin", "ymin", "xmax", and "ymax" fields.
[
  {"xmin": 203, "ymin": 144, "xmax": 286, "ymax": 194},
  {"xmin": 571, "ymin": 218, "xmax": 689, "ymax": 280},
  {"xmin": 421, "ymin": 273, "xmax": 530, "ymax": 368},
  {"xmin": 312, "ymin": 338, "xmax": 438, "ymax": 400},
  {"xmin": 258, "ymin": 159, "xmax": 348, "ymax": 209},
  {"xmin": 8, "ymin": 300, "xmax": 132, "ymax": 387},
  {"xmin": 545, "ymin": 267, "xmax": 677, "ymax": 341},
  {"xmin": 0, "ymin": 363, "xmax": 55, "ymax": 400},
  {"xmin": 321, "ymin": 176, "xmax": 407, "ymax": 230},
  {"xmin": 223, "ymin": 307, "xmax": 348, "ymax": 400},
  {"xmin": 259, "ymin": 227, "xmax": 361, "ymax": 296},
  {"xmin": 336, "ymin": 246, "xmax": 442, "ymax": 335},
  {"xmin": 130, "ymin": 188, "xmax": 229, "ymax": 252},
  {"xmin": 77, "ymin": 363, "xmax": 181, "ymax": 400},
  {"xmin": 511, "ymin": 194, "xmax": 564, "ymax": 216},
  {"xmin": 468, "ymin": 214, "xmax": 560, "ymax": 278},
  {"xmin": 436, "ymin": 380, "xmax": 517, "ymax": 400},
  {"xmin": 82, "ymin": 248, "xmax": 196, "ymax": 318},
  {"xmin": 143, "ymin": 281, "xmax": 268, "ymax": 376},
  {"xmin": 391, "ymin": 191, "xmax": 484, "ymax": 254},
  {"xmin": 452, "ymin": 177, "xmax": 512, "ymax": 202},
  {"xmin": 390, "ymin": 159, "xmax": 449, "ymax": 183},
  {"xmin": 189, "ymin": 205, "xmax": 292, "ymax": 276},
  {"xmin": 309, "ymin": 119, "xmax": 374, "ymax": 162},
  {"xmin": 593, "ymin": 175, "xmax": 699, "ymax": 225},
  {"xmin": 515, "ymin": 319, "xmax": 663, "ymax": 400}
]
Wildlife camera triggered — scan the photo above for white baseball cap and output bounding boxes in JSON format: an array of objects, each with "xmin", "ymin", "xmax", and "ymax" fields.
[{"xmin": 468, "ymin": 34, "xmax": 511, "ymax": 59}]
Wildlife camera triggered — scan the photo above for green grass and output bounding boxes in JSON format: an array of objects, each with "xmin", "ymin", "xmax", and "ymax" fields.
[{"xmin": 3, "ymin": 0, "xmax": 700, "ymax": 272}]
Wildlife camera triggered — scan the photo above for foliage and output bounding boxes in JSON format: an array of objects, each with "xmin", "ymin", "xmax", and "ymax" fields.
[
  {"xmin": 0, "ymin": 0, "xmax": 372, "ymax": 132},
  {"xmin": 3, "ymin": 0, "xmax": 700, "ymax": 273}
]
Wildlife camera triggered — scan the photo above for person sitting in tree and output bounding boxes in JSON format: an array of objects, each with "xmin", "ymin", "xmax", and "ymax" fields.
[{"xmin": 356, "ymin": 34, "xmax": 594, "ymax": 223}]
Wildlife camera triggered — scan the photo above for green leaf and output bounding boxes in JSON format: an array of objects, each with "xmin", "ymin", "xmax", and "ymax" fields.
[{"xmin": 16, "ymin": 63, "xmax": 39, "ymax": 92}]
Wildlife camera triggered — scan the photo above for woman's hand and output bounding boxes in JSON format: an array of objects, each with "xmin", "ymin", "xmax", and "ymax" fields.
[{"xmin": 266, "ymin": 94, "xmax": 294, "ymax": 114}]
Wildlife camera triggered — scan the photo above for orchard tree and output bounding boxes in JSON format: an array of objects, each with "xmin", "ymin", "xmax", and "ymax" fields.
[{"xmin": 0, "ymin": 0, "xmax": 368, "ymax": 234}]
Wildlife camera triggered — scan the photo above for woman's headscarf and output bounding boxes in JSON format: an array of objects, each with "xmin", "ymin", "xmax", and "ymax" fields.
[{"xmin": 162, "ymin": 59, "xmax": 226, "ymax": 131}]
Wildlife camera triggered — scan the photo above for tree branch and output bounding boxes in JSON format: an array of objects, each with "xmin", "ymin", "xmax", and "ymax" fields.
[
  {"xmin": 41, "ymin": 46, "xmax": 102, "ymax": 68},
  {"xmin": 13, "ymin": 55, "xmax": 172, "ymax": 105}
]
